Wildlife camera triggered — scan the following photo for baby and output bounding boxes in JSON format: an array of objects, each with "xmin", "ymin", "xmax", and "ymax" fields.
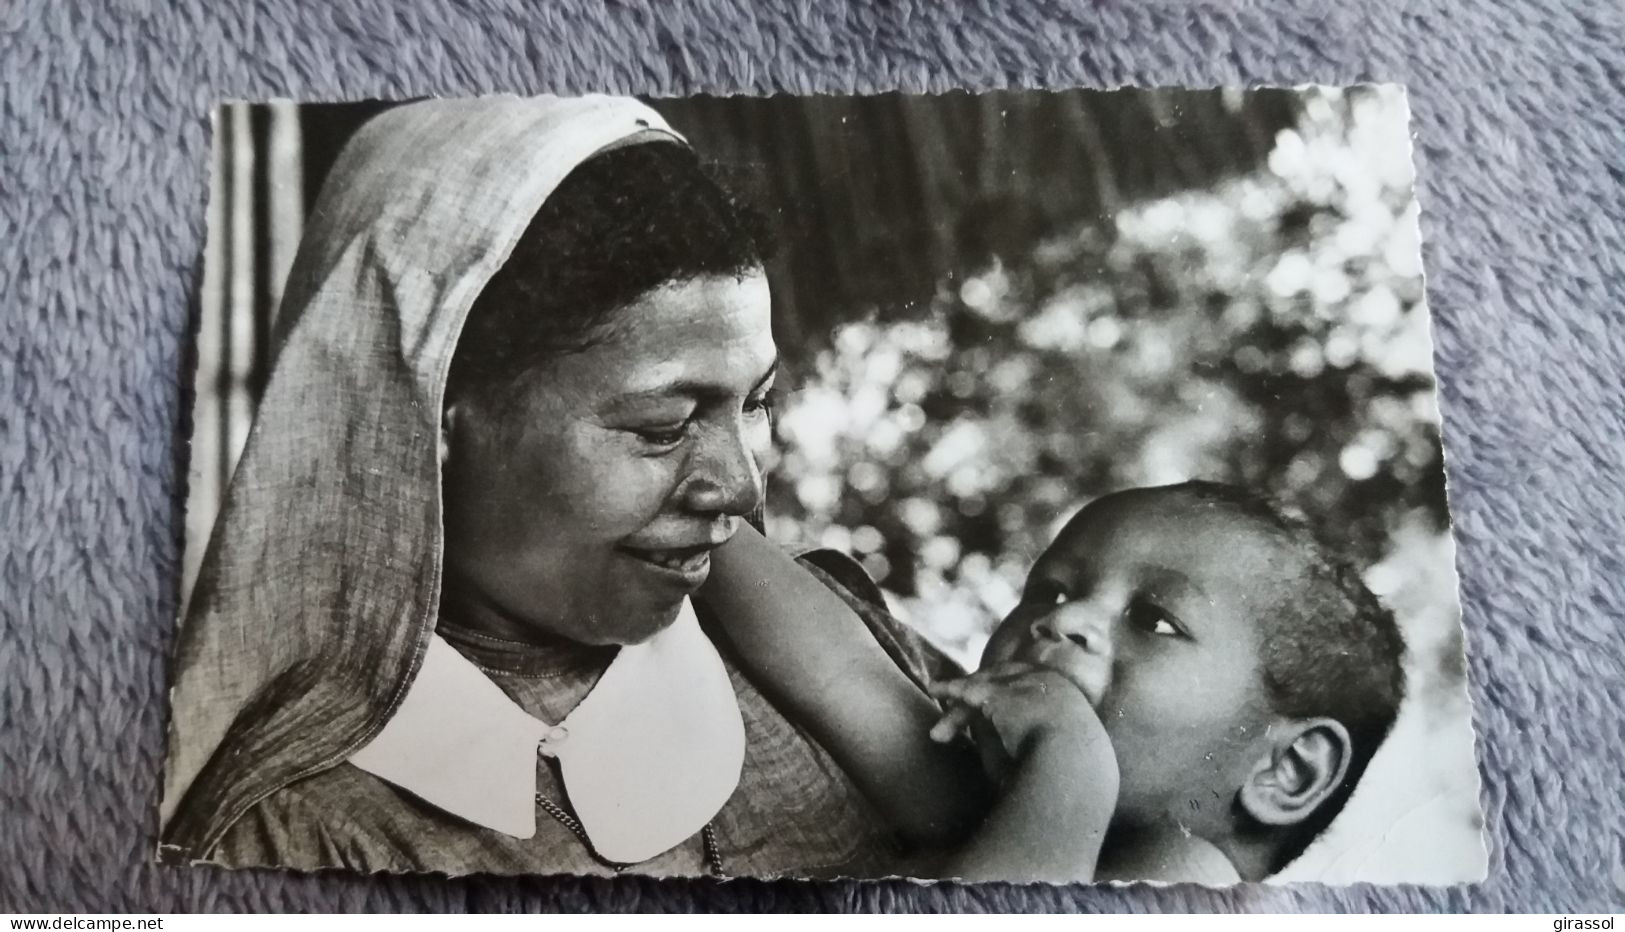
[{"xmin": 700, "ymin": 480, "xmax": 1407, "ymax": 883}]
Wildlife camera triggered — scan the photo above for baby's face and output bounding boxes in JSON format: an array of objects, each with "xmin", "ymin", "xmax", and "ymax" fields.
[{"xmin": 982, "ymin": 488, "xmax": 1300, "ymax": 836}]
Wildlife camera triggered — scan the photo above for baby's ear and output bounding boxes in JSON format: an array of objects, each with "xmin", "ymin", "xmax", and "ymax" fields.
[{"xmin": 1238, "ymin": 718, "xmax": 1352, "ymax": 827}]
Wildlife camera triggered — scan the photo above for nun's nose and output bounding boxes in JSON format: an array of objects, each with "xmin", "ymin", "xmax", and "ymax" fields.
[
  {"xmin": 684, "ymin": 421, "xmax": 764, "ymax": 518},
  {"xmin": 1030, "ymin": 600, "xmax": 1114, "ymax": 659}
]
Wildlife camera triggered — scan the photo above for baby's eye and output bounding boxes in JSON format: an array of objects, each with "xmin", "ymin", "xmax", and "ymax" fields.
[
  {"xmin": 1022, "ymin": 580, "xmax": 1067, "ymax": 607},
  {"xmin": 1126, "ymin": 599, "xmax": 1184, "ymax": 638}
]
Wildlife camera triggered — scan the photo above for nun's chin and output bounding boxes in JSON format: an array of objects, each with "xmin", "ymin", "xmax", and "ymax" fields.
[
  {"xmin": 609, "ymin": 578, "xmax": 695, "ymax": 645},
  {"xmin": 615, "ymin": 601, "xmax": 688, "ymax": 647}
]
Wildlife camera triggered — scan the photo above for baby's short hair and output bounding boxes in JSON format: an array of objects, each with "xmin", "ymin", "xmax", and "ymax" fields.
[{"xmin": 1167, "ymin": 480, "xmax": 1407, "ymax": 869}]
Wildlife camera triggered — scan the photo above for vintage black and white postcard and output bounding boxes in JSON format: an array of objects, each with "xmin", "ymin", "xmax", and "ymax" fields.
[{"xmin": 163, "ymin": 87, "xmax": 1486, "ymax": 884}]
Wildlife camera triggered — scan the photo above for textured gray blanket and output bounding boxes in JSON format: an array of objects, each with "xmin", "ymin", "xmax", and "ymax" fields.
[{"xmin": 2, "ymin": 0, "xmax": 1622, "ymax": 913}]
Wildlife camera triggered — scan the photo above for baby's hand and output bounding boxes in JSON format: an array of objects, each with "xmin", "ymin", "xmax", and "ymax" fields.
[{"xmin": 928, "ymin": 662, "xmax": 1110, "ymax": 785}]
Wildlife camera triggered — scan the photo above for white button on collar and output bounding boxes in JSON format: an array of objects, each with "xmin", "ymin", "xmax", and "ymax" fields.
[{"xmin": 537, "ymin": 724, "xmax": 570, "ymax": 757}]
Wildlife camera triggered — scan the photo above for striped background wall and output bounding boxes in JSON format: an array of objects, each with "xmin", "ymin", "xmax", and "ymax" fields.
[{"xmin": 183, "ymin": 101, "xmax": 302, "ymax": 602}]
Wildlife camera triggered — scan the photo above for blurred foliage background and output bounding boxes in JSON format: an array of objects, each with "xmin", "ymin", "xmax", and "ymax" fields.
[{"xmin": 734, "ymin": 88, "xmax": 1453, "ymax": 671}]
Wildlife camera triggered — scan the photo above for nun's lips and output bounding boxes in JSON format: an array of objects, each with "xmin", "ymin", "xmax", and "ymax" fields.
[
  {"xmin": 616, "ymin": 543, "xmax": 715, "ymax": 589},
  {"xmin": 617, "ymin": 519, "xmax": 738, "ymax": 588}
]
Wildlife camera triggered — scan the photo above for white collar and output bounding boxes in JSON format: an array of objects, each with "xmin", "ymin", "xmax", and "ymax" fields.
[{"xmin": 348, "ymin": 601, "xmax": 746, "ymax": 864}]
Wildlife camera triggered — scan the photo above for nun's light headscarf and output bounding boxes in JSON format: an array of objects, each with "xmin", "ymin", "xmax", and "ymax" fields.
[{"xmin": 161, "ymin": 96, "xmax": 684, "ymax": 860}]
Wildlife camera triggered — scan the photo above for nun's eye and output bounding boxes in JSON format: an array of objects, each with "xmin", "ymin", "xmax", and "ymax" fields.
[{"xmin": 632, "ymin": 422, "xmax": 690, "ymax": 448}]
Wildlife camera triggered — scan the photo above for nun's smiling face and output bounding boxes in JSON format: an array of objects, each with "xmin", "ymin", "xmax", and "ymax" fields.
[{"xmin": 440, "ymin": 272, "xmax": 776, "ymax": 646}]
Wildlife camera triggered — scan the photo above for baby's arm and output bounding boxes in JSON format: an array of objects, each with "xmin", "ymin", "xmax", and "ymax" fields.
[
  {"xmin": 926, "ymin": 664, "xmax": 1120, "ymax": 883},
  {"xmin": 698, "ymin": 523, "xmax": 991, "ymax": 849}
]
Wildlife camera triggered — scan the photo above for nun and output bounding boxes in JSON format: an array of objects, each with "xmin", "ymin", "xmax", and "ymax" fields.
[{"xmin": 159, "ymin": 95, "xmax": 971, "ymax": 878}]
